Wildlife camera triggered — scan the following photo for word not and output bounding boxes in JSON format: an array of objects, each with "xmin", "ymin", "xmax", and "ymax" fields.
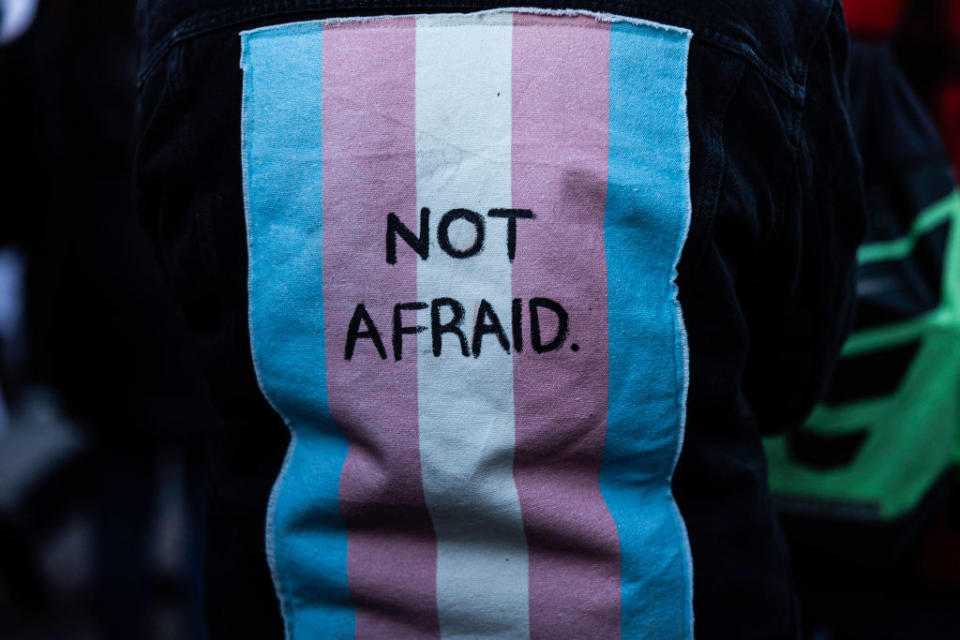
[
  {"xmin": 344, "ymin": 297, "xmax": 573, "ymax": 361},
  {"xmin": 386, "ymin": 207, "xmax": 535, "ymax": 263}
]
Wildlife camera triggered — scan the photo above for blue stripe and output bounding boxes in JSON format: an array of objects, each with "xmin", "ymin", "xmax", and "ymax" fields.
[
  {"xmin": 601, "ymin": 21, "xmax": 694, "ymax": 639},
  {"xmin": 241, "ymin": 24, "xmax": 354, "ymax": 637}
]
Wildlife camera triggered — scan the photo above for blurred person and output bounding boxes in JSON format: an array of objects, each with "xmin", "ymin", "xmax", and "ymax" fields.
[
  {"xmin": 764, "ymin": 13, "xmax": 960, "ymax": 638},
  {"xmin": 0, "ymin": 1, "xmax": 213, "ymax": 638},
  {"xmin": 0, "ymin": 0, "xmax": 38, "ymax": 45},
  {"xmin": 893, "ymin": 0, "xmax": 960, "ymax": 177},
  {"xmin": 134, "ymin": 0, "xmax": 865, "ymax": 637},
  {"xmin": 845, "ymin": 0, "xmax": 960, "ymax": 178}
]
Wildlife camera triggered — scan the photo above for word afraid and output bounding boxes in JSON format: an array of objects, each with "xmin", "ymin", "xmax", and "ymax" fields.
[{"xmin": 345, "ymin": 297, "xmax": 573, "ymax": 361}]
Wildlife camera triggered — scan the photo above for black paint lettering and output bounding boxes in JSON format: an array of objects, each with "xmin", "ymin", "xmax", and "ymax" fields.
[
  {"xmin": 345, "ymin": 303, "xmax": 387, "ymax": 361},
  {"xmin": 529, "ymin": 297, "xmax": 569, "ymax": 354},
  {"xmin": 511, "ymin": 298, "xmax": 523, "ymax": 353},
  {"xmin": 431, "ymin": 297, "xmax": 470, "ymax": 357},
  {"xmin": 392, "ymin": 302, "xmax": 427, "ymax": 361},
  {"xmin": 437, "ymin": 209, "xmax": 484, "ymax": 259},
  {"xmin": 386, "ymin": 208, "xmax": 429, "ymax": 264},
  {"xmin": 488, "ymin": 208, "xmax": 534, "ymax": 261},
  {"xmin": 472, "ymin": 299, "xmax": 510, "ymax": 357}
]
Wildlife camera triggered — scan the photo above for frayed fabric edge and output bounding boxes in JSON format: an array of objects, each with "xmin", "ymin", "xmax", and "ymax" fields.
[
  {"xmin": 240, "ymin": 34, "xmax": 296, "ymax": 638},
  {"xmin": 239, "ymin": 12, "xmax": 695, "ymax": 636},
  {"xmin": 667, "ymin": 30, "xmax": 696, "ymax": 640},
  {"xmin": 239, "ymin": 6, "xmax": 692, "ymax": 39}
]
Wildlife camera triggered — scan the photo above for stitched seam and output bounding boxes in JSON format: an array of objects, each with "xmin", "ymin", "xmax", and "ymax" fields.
[
  {"xmin": 787, "ymin": 0, "xmax": 846, "ymax": 246},
  {"xmin": 796, "ymin": 0, "xmax": 841, "ymax": 149},
  {"xmin": 132, "ymin": 55, "xmax": 173, "ymax": 212},
  {"xmin": 138, "ymin": 0, "xmax": 804, "ymax": 99},
  {"xmin": 684, "ymin": 56, "xmax": 747, "ymax": 278}
]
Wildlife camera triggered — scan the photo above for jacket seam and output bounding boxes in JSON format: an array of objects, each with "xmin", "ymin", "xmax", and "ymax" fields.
[
  {"xmin": 137, "ymin": 0, "xmax": 805, "ymax": 100},
  {"xmin": 796, "ymin": 0, "xmax": 842, "ymax": 145},
  {"xmin": 681, "ymin": 56, "xmax": 747, "ymax": 280},
  {"xmin": 779, "ymin": 0, "xmax": 841, "ymax": 244}
]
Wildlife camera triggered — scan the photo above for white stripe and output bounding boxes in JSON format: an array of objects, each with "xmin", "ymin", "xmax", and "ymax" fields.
[{"xmin": 415, "ymin": 13, "xmax": 530, "ymax": 639}]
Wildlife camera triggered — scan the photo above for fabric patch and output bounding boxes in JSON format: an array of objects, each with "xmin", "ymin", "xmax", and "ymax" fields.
[{"xmin": 241, "ymin": 9, "xmax": 693, "ymax": 639}]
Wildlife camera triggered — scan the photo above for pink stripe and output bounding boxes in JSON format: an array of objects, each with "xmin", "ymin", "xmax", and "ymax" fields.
[
  {"xmin": 322, "ymin": 20, "xmax": 440, "ymax": 639},
  {"xmin": 511, "ymin": 14, "xmax": 621, "ymax": 639}
]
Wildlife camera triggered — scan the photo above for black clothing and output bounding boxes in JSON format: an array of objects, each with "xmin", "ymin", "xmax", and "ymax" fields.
[{"xmin": 133, "ymin": 1, "xmax": 865, "ymax": 637}]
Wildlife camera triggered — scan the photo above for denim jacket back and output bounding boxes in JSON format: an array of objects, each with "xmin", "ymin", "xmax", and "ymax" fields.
[{"xmin": 134, "ymin": 2, "xmax": 865, "ymax": 638}]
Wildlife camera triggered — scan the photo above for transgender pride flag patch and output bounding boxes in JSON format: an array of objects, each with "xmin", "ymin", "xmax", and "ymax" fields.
[{"xmin": 241, "ymin": 9, "xmax": 693, "ymax": 639}]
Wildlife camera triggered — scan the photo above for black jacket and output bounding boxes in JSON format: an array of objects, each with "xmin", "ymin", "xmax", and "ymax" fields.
[{"xmin": 134, "ymin": 1, "xmax": 865, "ymax": 637}]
